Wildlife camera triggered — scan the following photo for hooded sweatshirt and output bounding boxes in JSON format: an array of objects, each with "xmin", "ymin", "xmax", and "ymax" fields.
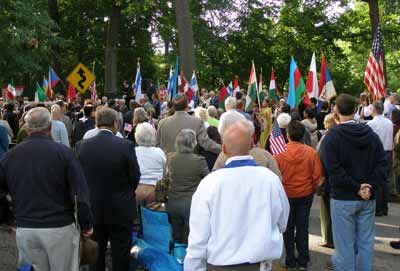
[
  {"xmin": 274, "ymin": 142, "xmax": 322, "ymax": 198},
  {"xmin": 320, "ymin": 121, "xmax": 387, "ymax": 201}
]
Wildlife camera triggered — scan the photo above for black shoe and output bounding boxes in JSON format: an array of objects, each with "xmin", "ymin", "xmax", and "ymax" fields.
[
  {"xmin": 390, "ymin": 240, "xmax": 400, "ymax": 249},
  {"xmin": 375, "ymin": 211, "xmax": 384, "ymax": 216}
]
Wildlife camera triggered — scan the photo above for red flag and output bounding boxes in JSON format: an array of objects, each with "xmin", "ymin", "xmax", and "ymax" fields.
[{"xmin": 66, "ymin": 83, "xmax": 76, "ymax": 103}]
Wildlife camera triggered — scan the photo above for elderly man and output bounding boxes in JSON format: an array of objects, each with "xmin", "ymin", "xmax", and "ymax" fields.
[
  {"xmin": 157, "ymin": 94, "xmax": 220, "ymax": 155},
  {"xmin": 185, "ymin": 120, "xmax": 289, "ymax": 271},
  {"xmin": 207, "ymin": 106, "xmax": 219, "ymax": 128},
  {"xmin": 213, "ymin": 112, "xmax": 281, "ymax": 178},
  {"xmin": 0, "ymin": 107, "xmax": 93, "ymax": 271},
  {"xmin": 76, "ymin": 107, "xmax": 141, "ymax": 271},
  {"xmin": 367, "ymin": 101, "xmax": 393, "ymax": 216},
  {"xmin": 218, "ymin": 97, "xmax": 239, "ymax": 135}
]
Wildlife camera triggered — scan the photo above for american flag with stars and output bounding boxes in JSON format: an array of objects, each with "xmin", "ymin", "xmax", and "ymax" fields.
[
  {"xmin": 364, "ymin": 26, "xmax": 386, "ymax": 101},
  {"xmin": 269, "ymin": 119, "xmax": 286, "ymax": 155}
]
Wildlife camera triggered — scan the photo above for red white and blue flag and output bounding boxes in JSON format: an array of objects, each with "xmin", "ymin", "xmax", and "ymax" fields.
[
  {"xmin": 318, "ymin": 55, "xmax": 336, "ymax": 103},
  {"xmin": 269, "ymin": 120, "xmax": 287, "ymax": 155},
  {"xmin": 364, "ymin": 26, "xmax": 385, "ymax": 101}
]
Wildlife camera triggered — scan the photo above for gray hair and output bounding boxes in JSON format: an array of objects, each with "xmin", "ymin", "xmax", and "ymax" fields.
[
  {"xmin": 95, "ymin": 106, "xmax": 118, "ymax": 128},
  {"xmin": 224, "ymin": 97, "xmax": 237, "ymax": 110},
  {"xmin": 133, "ymin": 107, "xmax": 148, "ymax": 124},
  {"xmin": 175, "ymin": 129, "xmax": 197, "ymax": 153},
  {"xmin": 219, "ymin": 111, "xmax": 246, "ymax": 136},
  {"xmin": 24, "ymin": 107, "xmax": 51, "ymax": 132},
  {"xmin": 277, "ymin": 113, "xmax": 291, "ymax": 128},
  {"xmin": 135, "ymin": 123, "xmax": 156, "ymax": 147},
  {"xmin": 207, "ymin": 106, "xmax": 218, "ymax": 118}
]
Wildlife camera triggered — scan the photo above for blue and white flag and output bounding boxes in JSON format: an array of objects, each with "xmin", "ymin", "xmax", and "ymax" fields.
[
  {"xmin": 227, "ymin": 81, "xmax": 234, "ymax": 96},
  {"xmin": 134, "ymin": 61, "xmax": 142, "ymax": 102},
  {"xmin": 168, "ymin": 57, "xmax": 179, "ymax": 100}
]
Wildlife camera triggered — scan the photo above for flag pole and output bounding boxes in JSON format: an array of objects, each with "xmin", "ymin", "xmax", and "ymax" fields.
[{"xmin": 256, "ymin": 65, "xmax": 262, "ymax": 111}]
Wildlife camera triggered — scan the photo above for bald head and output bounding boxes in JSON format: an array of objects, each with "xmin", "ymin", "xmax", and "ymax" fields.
[{"xmin": 222, "ymin": 120, "xmax": 253, "ymax": 157}]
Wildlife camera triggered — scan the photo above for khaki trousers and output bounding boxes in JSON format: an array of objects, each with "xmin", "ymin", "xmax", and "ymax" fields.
[{"xmin": 16, "ymin": 223, "xmax": 80, "ymax": 271}]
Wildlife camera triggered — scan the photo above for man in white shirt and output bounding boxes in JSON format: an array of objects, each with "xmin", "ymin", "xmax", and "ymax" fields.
[
  {"xmin": 367, "ymin": 101, "xmax": 393, "ymax": 216},
  {"xmin": 184, "ymin": 120, "xmax": 290, "ymax": 271}
]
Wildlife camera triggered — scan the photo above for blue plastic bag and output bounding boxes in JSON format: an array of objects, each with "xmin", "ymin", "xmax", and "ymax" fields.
[{"xmin": 140, "ymin": 207, "xmax": 172, "ymax": 253}]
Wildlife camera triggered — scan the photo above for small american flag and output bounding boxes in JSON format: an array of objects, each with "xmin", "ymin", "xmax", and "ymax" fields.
[
  {"xmin": 364, "ymin": 26, "xmax": 385, "ymax": 101},
  {"xmin": 269, "ymin": 120, "xmax": 287, "ymax": 155}
]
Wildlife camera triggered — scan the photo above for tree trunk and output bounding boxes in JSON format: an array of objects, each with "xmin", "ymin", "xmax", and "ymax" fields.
[
  {"xmin": 105, "ymin": 1, "xmax": 121, "ymax": 95},
  {"xmin": 48, "ymin": 0, "xmax": 62, "ymax": 79},
  {"xmin": 174, "ymin": 0, "xmax": 195, "ymax": 80},
  {"xmin": 363, "ymin": 0, "xmax": 380, "ymax": 36}
]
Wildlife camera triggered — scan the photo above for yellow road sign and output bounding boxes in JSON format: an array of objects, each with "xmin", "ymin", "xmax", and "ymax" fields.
[{"xmin": 67, "ymin": 63, "xmax": 95, "ymax": 94}]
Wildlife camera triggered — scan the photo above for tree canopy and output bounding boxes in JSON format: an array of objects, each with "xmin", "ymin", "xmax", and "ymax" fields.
[{"xmin": 1, "ymin": 0, "xmax": 399, "ymax": 98}]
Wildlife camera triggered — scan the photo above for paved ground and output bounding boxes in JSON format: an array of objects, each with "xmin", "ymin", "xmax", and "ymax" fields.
[{"xmin": 1, "ymin": 199, "xmax": 400, "ymax": 270}]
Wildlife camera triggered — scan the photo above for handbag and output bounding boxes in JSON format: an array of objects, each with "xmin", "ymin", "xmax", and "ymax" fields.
[
  {"xmin": 155, "ymin": 177, "xmax": 170, "ymax": 203},
  {"xmin": 74, "ymin": 195, "xmax": 98, "ymax": 266}
]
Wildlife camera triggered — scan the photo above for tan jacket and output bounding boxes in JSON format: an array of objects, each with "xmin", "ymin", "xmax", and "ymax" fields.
[
  {"xmin": 213, "ymin": 147, "xmax": 282, "ymax": 179},
  {"xmin": 157, "ymin": 111, "xmax": 221, "ymax": 155}
]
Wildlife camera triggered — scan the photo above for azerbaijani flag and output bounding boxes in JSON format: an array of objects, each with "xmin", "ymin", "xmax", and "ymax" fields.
[
  {"xmin": 268, "ymin": 67, "xmax": 278, "ymax": 101},
  {"xmin": 288, "ymin": 56, "xmax": 306, "ymax": 109},
  {"xmin": 245, "ymin": 61, "xmax": 258, "ymax": 112},
  {"xmin": 304, "ymin": 52, "xmax": 318, "ymax": 106},
  {"xmin": 42, "ymin": 77, "xmax": 51, "ymax": 98},
  {"xmin": 35, "ymin": 82, "xmax": 47, "ymax": 102},
  {"xmin": 318, "ymin": 54, "xmax": 336, "ymax": 103}
]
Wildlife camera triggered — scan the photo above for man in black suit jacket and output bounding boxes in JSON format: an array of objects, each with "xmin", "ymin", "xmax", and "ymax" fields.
[{"xmin": 76, "ymin": 106, "xmax": 141, "ymax": 271}]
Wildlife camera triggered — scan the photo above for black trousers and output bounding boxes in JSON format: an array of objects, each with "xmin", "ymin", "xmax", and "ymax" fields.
[
  {"xmin": 167, "ymin": 196, "xmax": 192, "ymax": 244},
  {"xmin": 376, "ymin": 151, "xmax": 391, "ymax": 214},
  {"xmin": 90, "ymin": 223, "xmax": 132, "ymax": 271},
  {"xmin": 283, "ymin": 193, "xmax": 314, "ymax": 268}
]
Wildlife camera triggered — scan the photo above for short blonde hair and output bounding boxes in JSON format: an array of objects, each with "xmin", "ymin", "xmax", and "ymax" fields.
[
  {"xmin": 324, "ymin": 113, "xmax": 337, "ymax": 130},
  {"xmin": 224, "ymin": 97, "xmax": 237, "ymax": 111},
  {"xmin": 194, "ymin": 107, "xmax": 208, "ymax": 122}
]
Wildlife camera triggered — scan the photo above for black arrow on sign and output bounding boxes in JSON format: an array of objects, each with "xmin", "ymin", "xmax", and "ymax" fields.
[{"xmin": 77, "ymin": 68, "xmax": 86, "ymax": 89}]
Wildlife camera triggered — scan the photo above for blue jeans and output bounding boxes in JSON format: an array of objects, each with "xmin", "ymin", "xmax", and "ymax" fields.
[{"xmin": 330, "ymin": 199, "xmax": 375, "ymax": 271}]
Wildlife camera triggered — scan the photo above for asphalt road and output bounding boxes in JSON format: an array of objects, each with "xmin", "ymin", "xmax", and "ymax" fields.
[{"xmin": 1, "ymin": 199, "xmax": 399, "ymax": 271}]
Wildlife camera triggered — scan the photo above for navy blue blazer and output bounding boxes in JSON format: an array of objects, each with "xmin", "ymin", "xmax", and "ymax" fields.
[{"xmin": 75, "ymin": 130, "xmax": 141, "ymax": 224}]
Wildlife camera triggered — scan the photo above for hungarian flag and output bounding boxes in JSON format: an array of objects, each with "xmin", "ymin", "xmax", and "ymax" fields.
[
  {"xmin": 268, "ymin": 68, "xmax": 278, "ymax": 101},
  {"xmin": 67, "ymin": 83, "xmax": 77, "ymax": 103},
  {"xmin": 218, "ymin": 85, "xmax": 229, "ymax": 110},
  {"xmin": 304, "ymin": 52, "xmax": 318, "ymax": 106},
  {"xmin": 35, "ymin": 82, "xmax": 47, "ymax": 102},
  {"xmin": 288, "ymin": 56, "xmax": 306, "ymax": 109},
  {"xmin": 7, "ymin": 79, "xmax": 16, "ymax": 100},
  {"xmin": 245, "ymin": 61, "xmax": 258, "ymax": 112}
]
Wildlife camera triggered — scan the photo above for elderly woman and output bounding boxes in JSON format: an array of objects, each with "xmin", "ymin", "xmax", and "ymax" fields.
[
  {"xmin": 50, "ymin": 104, "xmax": 70, "ymax": 147},
  {"xmin": 166, "ymin": 129, "xmax": 210, "ymax": 244},
  {"xmin": 134, "ymin": 123, "xmax": 166, "ymax": 205},
  {"xmin": 301, "ymin": 107, "xmax": 318, "ymax": 149},
  {"xmin": 127, "ymin": 107, "xmax": 148, "ymax": 145}
]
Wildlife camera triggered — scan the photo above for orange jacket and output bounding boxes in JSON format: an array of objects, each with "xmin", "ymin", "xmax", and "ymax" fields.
[{"xmin": 274, "ymin": 142, "xmax": 322, "ymax": 198}]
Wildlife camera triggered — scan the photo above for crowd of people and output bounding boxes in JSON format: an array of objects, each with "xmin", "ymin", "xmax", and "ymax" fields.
[{"xmin": 0, "ymin": 86, "xmax": 399, "ymax": 271}]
